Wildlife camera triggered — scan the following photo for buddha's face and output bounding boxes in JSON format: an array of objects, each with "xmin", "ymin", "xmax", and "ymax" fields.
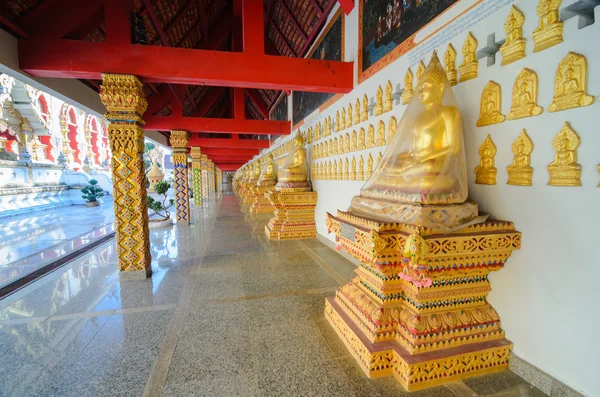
[
  {"xmin": 515, "ymin": 143, "xmax": 524, "ymax": 154},
  {"xmin": 565, "ymin": 68, "xmax": 573, "ymax": 79},
  {"xmin": 418, "ymin": 78, "xmax": 443, "ymax": 105},
  {"xmin": 558, "ymin": 138, "xmax": 568, "ymax": 151}
]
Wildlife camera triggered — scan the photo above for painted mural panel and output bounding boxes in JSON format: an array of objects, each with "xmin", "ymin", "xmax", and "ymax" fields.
[
  {"xmin": 359, "ymin": 0, "xmax": 459, "ymax": 82},
  {"xmin": 270, "ymin": 94, "xmax": 288, "ymax": 121},
  {"xmin": 292, "ymin": 10, "xmax": 344, "ymax": 125}
]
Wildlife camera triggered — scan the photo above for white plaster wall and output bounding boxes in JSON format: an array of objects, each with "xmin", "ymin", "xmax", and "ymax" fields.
[{"xmin": 263, "ymin": 1, "xmax": 600, "ymax": 395}]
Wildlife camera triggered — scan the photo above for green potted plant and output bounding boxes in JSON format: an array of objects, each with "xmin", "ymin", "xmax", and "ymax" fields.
[
  {"xmin": 147, "ymin": 180, "xmax": 175, "ymax": 228},
  {"xmin": 81, "ymin": 179, "xmax": 104, "ymax": 207}
]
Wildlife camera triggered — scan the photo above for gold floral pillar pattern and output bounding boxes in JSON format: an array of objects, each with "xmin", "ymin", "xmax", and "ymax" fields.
[
  {"xmin": 170, "ymin": 130, "xmax": 190, "ymax": 223},
  {"xmin": 190, "ymin": 147, "xmax": 203, "ymax": 206},
  {"xmin": 201, "ymin": 154, "xmax": 209, "ymax": 198},
  {"xmin": 99, "ymin": 74, "xmax": 151, "ymax": 276}
]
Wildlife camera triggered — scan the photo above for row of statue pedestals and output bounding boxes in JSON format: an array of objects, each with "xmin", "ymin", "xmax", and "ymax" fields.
[
  {"xmin": 232, "ymin": 133, "xmax": 318, "ymax": 241},
  {"xmin": 233, "ymin": 53, "xmax": 524, "ymax": 391}
]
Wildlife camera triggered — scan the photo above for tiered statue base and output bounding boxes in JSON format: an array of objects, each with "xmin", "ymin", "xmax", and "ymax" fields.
[
  {"xmin": 249, "ymin": 185, "xmax": 275, "ymax": 214},
  {"xmin": 265, "ymin": 189, "xmax": 317, "ymax": 240},
  {"xmin": 324, "ymin": 210, "xmax": 521, "ymax": 391}
]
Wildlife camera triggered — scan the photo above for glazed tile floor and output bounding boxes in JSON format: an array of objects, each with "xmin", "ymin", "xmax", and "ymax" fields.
[{"xmin": 0, "ymin": 196, "xmax": 547, "ymax": 396}]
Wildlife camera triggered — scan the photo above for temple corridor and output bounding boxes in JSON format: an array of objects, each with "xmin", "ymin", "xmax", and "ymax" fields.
[{"xmin": 0, "ymin": 196, "xmax": 544, "ymax": 397}]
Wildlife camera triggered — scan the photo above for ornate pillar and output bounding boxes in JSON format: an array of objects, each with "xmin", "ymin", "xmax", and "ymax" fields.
[
  {"xmin": 201, "ymin": 154, "xmax": 209, "ymax": 199},
  {"xmin": 170, "ymin": 130, "xmax": 190, "ymax": 224},
  {"xmin": 190, "ymin": 147, "xmax": 203, "ymax": 206},
  {"xmin": 99, "ymin": 74, "xmax": 151, "ymax": 277}
]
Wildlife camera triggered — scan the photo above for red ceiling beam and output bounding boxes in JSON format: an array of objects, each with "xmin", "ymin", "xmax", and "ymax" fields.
[
  {"xmin": 216, "ymin": 163, "xmax": 243, "ymax": 171},
  {"xmin": 19, "ymin": 39, "xmax": 354, "ymax": 93},
  {"xmin": 242, "ymin": 0, "xmax": 264, "ymax": 54},
  {"xmin": 198, "ymin": 0, "xmax": 208, "ymax": 40},
  {"xmin": 246, "ymin": 90, "xmax": 269, "ymax": 120},
  {"xmin": 200, "ymin": 148, "xmax": 259, "ymax": 156},
  {"xmin": 209, "ymin": 154, "xmax": 255, "ymax": 161},
  {"xmin": 233, "ymin": 88, "xmax": 244, "ymax": 119},
  {"xmin": 188, "ymin": 138, "xmax": 270, "ymax": 149},
  {"xmin": 105, "ymin": 0, "xmax": 131, "ymax": 44},
  {"xmin": 278, "ymin": 0, "xmax": 308, "ymax": 41},
  {"xmin": 144, "ymin": 116, "xmax": 290, "ymax": 135},
  {"xmin": 337, "ymin": 0, "xmax": 355, "ymax": 15}
]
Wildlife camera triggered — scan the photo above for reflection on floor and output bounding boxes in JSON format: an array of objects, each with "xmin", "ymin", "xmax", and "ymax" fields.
[
  {"xmin": 0, "ymin": 196, "xmax": 547, "ymax": 396},
  {"xmin": 0, "ymin": 199, "xmax": 115, "ymax": 289}
]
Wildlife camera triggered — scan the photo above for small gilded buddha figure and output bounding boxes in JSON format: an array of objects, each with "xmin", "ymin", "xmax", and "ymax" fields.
[
  {"xmin": 477, "ymin": 81, "xmax": 506, "ymax": 127},
  {"xmin": 376, "ymin": 120, "xmax": 386, "ymax": 146},
  {"xmin": 358, "ymin": 128, "xmax": 366, "ymax": 150},
  {"xmin": 249, "ymin": 160, "xmax": 261, "ymax": 185},
  {"xmin": 533, "ymin": 0, "xmax": 563, "ymax": 53},
  {"xmin": 354, "ymin": 98, "xmax": 361, "ymax": 124},
  {"xmin": 508, "ymin": 68, "xmax": 543, "ymax": 120},
  {"xmin": 358, "ymin": 155, "xmax": 365, "ymax": 180},
  {"xmin": 335, "ymin": 111, "xmax": 340, "ymax": 132},
  {"xmin": 351, "ymin": 130, "xmax": 357, "ymax": 151},
  {"xmin": 444, "ymin": 43, "xmax": 457, "ymax": 86},
  {"xmin": 344, "ymin": 133, "xmax": 350, "ymax": 153},
  {"xmin": 350, "ymin": 157, "xmax": 357, "ymax": 180},
  {"xmin": 366, "ymin": 154, "xmax": 373, "ymax": 179},
  {"xmin": 257, "ymin": 153, "xmax": 277, "ymax": 187},
  {"xmin": 374, "ymin": 86, "xmax": 383, "ymax": 116},
  {"xmin": 401, "ymin": 68, "xmax": 414, "ymax": 105},
  {"xmin": 547, "ymin": 122, "xmax": 582, "ymax": 186},
  {"xmin": 549, "ymin": 52, "xmax": 594, "ymax": 112},
  {"xmin": 500, "ymin": 5, "xmax": 526, "ymax": 66},
  {"xmin": 366, "ymin": 124, "xmax": 375, "ymax": 148},
  {"xmin": 459, "ymin": 32, "xmax": 478, "ymax": 82},
  {"xmin": 361, "ymin": 94, "xmax": 369, "ymax": 121},
  {"xmin": 276, "ymin": 132, "xmax": 310, "ymax": 190},
  {"xmin": 507, "ymin": 129, "xmax": 534, "ymax": 186},
  {"xmin": 341, "ymin": 108, "xmax": 347, "ymax": 130},
  {"xmin": 347, "ymin": 104, "xmax": 353, "ymax": 128},
  {"xmin": 416, "ymin": 60, "xmax": 426, "ymax": 81},
  {"xmin": 388, "ymin": 116, "xmax": 397, "ymax": 142},
  {"xmin": 383, "ymin": 80, "xmax": 393, "ymax": 113},
  {"xmin": 475, "ymin": 135, "xmax": 497, "ymax": 185}
]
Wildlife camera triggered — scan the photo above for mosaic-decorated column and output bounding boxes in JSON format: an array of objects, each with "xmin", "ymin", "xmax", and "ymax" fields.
[
  {"xmin": 201, "ymin": 154, "xmax": 209, "ymax": 199},
  {"xmin": 190, "ymin": 147, "xmax": 203, "ymax": 206},
  {"xmin": 99, "ymin": 74, "xmax": 151, "ymax": 277},
  {"xmin": 208, "ymin": 160, "xmax": 215, "ymax": 193},
  {"xmin": 170, "ymin": 130, "xmax": 190, "ymax": 224}
]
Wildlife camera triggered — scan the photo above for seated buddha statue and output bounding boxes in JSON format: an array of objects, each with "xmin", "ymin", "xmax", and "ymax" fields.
[
  {"xmin": 350, "ymin": 52, "xmax": 479, "ymax": 231},
  {"xmin": 507, "ymin": 130, "xmax": 534, "ymax": 186},
  {"xmin": 257, "ymin": 154, "xmax": 277, "ymax": 187},
  {"xmin": 532, "ymin": 0, "xmax": 563, "ymax": 52},
  {"xmin": 549, "ymin": 53, "xmax": 594, "ymax": 112},
  {"xmin": 276, "ymin": 132, "xmax": 310, "ymax": 191},
  {"xmin": 547, "ymin": 122, "xmax": 582, "ymax": 186}
]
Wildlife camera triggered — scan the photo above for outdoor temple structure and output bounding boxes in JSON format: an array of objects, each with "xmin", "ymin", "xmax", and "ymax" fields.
[{"xmin": 0, "ymin": 1, "xmax": 597, "ymax": 396}]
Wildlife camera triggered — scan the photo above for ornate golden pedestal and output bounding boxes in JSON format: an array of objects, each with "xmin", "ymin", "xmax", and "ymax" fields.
[
  {"xmin": 249, "ymin": 185, "xmax": 275, "ymax": 214},
  {"xmin": 265, "ymin": 189, "xmax": 318, "ymax": 240},
  {"xmin": 324, "ymin": 211, "xmax": 521, "ymax": 391}
]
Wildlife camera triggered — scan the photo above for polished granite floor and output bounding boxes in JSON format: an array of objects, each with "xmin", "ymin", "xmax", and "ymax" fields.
[{"xmin": 0, "ymin": 195, "xmax": 548, "ymax": 397}]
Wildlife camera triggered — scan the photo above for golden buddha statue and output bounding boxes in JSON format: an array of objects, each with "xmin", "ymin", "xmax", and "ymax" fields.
[
  {"xmin": 276, "ymin": 132, "xmax": 310, "ymax": 190},
  {"xmin": 347, "ymin": 104, "xmax": 353, "ymax": 128},
  {"xmin": 366, "ymin": 124, "xmax": 375, "ymax": 148},
  {"xmin": 249, "ymin": 160, "xmax": 261, "ymax": 184},
  {"xmin": 361, "ymin": 94, "xmax": 369, "ymax": 121},
  {"xmin": 351, "ymin": 130, "xmax": 357, "ymax": 151},
  {"xmin": 383, "ymin": 81, "xmax": 393, "ymax": 113},
  {"xmin": 548, "ymin": 52, "xmax": 594, "ymax": 112},
  {"xmin": 507, "ymin": 129, "xmax": 534, "ymax": 186},
  {"xmin": 508, "ymin": 68, "xmax": 543, "ymax": 120},
  {"xmin": 325, "ymin": 116, "xmax": 332, "ymax": 136},
  {"xmin": 533, "ymin": 0, "xmax": 563, "ymax": 53},
  {"xmin": 475, "ymin": 135, "xmax": 497, "ymax": 185},
  {"xmin": 358, "ymin": 128, "xmax": 366, "ymax": 150},
  {"xmin": 344, "ymin": 133, "xmax": 350, "ymax": 153},
  {"xmin": 358, "ymin": 155, "xmax": 364, "ymax": 180},
  {"xmin": 354, "ymin": 98, "xmax": 361, "ymax": 124},
  {"xmin": 315, "ymin": 122, "xmax": 321, "ymax": 140},
  {"xmin": 258, "ymin": 153, "xmax": 277, "ymax": 187},
  {"xmin": 500, "ymin": 5, "xmax": 526, "ymax": 66},
  {"xmin": 477, "ymin": 81, "xmax": 506, "ymax": 127},
  {"xmin": 388, "ymin": 116, "xmax": 397, "ymax": 142},
  {"xmin": 335, "ymin": 111, "xmax": 340, "ymax": 132},
  {"xmin": 401, "ymin": 68, "xmax": 414, "ymax": 105},
  {"xmin": 366, "ymin": 154, "xmax": 373, "ymax": 179},
  {"xmin": 349, "ymin": 52, "xmax": 481, "ymax": 231},
  {"xmin": 327, "ymin": 139, "xmax": 333, "ymax": 156},
  {"xmin": 333, "ymin": 160, "xmax": 338, "ymax": 180},
  {"xmin": 337, "ymin": 159, "xmax": 343, "ymax": 180},
  {"xmin": 459, "ymin": 32, "xmax": 478, "ymax": 82},
  {"xmin": 597, "ymin": 163, "xmax": 600, "ymax": 188},
  {"xmin": 548, "ymin": 122, "xmax": 582, "ymax": 186},
  {"xmin": 376, "ymin": 151, "xmax": 382, "ymax": 168},
  {"xmin": 343, "ymin": 158, "xmax": 349, "ymax": 180},
  {"xmin": 341, "ymin": 108, "xmax": 346, "ymax": 130},
  {"xmin": 444, "ymin": 43, "xmax": 457, "ymax": 86},
  {"xmin": 376, "ymin": 120, "xmax": 386, "ymax": 146},
  {"xmin": 416, "ymin": 61, "xmax": 426, "ymax": 81},
  {"xmin": 374, "ymin": 86, "xmax": 383, "ymax": 116},
  {"xmin": 333, "ymin": 137, "xmax": 339, "ymax": 155},
  {"xmin": 350, "ymin": 156, "xmax": 357, "ymax": 180}
]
